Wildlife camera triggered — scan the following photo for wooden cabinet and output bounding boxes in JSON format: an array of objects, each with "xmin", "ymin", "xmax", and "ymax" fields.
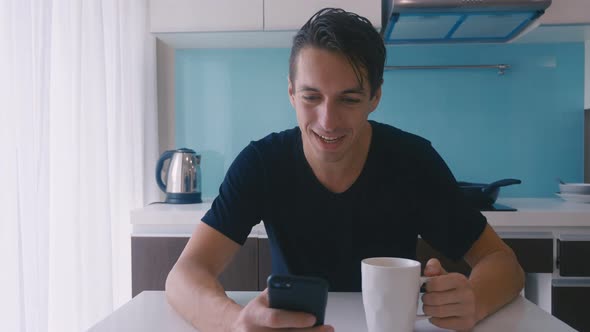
[
  {"xmin": 131, "ymin": 236, "xmax": 259, "ymax": 296},
  {"xmin": 131, "ymin": 236, "xmax": 554, "ymax": 296},
  {"xmin": 557, "ymin": 236, "xmax": 590, "ymax": 277},
  {"xmin": 504, "ymin": 238, "xmax": 554, "ymax": 273},
  {"xmin": 218, "ymin": 238, "xmax": 259, "ymax": 291},
  {"xmin": 552, "ymin": 235, "xmax": 590, "ymax": 330},
  {"xmin": 539, "ymin": 0, "xmax": 590, "ymax": 25},
  {"xmin": 263, "ymin": 0, "xmax": 381, "ymax": 31},
  {"xmin": 149, "ymin": 0, "xmax": 380, "ymax": 34},
  {"xmin": 133, "ymin": 233, "xmax": 583, "ymax": 326},
  {"xmin": 552, "ymin": 279, "xmax": 590, "ymax": 332},
  {"xmin": 149, "ymin": 0, "xmax": 263, "ymax": 33},
  {"xmin": 131, "ymin": 237, "xmax": 188, "ymax": 296},
  {"xmin": 258, "ymin": 237, "xmax": 273, "ymax": 290},
  {"xmin": 416, "ymin": 237, "xmax": 554, "ymax": 275}
]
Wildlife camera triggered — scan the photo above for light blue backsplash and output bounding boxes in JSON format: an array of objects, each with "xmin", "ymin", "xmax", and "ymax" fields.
[{"xmin": 175, "ymin": 43, "xmax": 584, "ymax": 198}]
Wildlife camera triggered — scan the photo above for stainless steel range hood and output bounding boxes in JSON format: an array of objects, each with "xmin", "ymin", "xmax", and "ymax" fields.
[{"xmin": 383, "ymin": 0, "xmax": 552, "ymax": 44}]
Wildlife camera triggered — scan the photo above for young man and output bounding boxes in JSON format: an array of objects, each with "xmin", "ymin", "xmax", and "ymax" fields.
[{"xmin": 165, "ymin": 8, "xmax": 524, "ymax": 332}]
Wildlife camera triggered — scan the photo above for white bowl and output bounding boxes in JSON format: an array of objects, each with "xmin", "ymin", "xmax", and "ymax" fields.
[
  {"xmin": 556, "ymin": 192, "xmax": 590, "ymax": 204},
  {"xmin": 559, "ymin": 183, "xmax": 590, "ymax": 195}
]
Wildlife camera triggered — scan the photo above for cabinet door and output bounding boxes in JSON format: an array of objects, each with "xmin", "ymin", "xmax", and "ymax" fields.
[
  {"xmin": 258, "ymin": 238, "xmax": 472, "ymax": 284},
  {"xmin": 258, "ymin": 238, "xmax": 272, "ymax": 291},
  {"xmin": 552, "ymin": 279, "xmax": 590, "ymax": 332},
  {"xmin": 219, "ymin": 238, "xmax": 259, "ymax": 291},
  {"xmin": 557, "ymin": 239, "xmax": 590, "ymax": 276},
  {"xmin": 503, "ymin": 238, "xmax": 553, "ymax": 273},
  {"xmin": 150, "ymin": 0, "xmax": 263, "ymax": 33},
  {"xmin": 264, "ymin": 0, "xmax": 381, "ymax": 31},
  {"xmin": 539, "ymin": 0, "xmax": 590, "ymax": 24},
  {"xmin": 131, "ymin": 236, "xmax": 259, "ymax": 296},
  {"xmin": 258, "ymin": 237, "xmax": 552, "ymax": 285},
  {"xmin": 417, "ymin": 238, "xmax": 554, "ymax": 275}
]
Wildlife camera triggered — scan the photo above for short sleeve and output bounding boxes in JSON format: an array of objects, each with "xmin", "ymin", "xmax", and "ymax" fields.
[
  {"xmin": 414, "ymin": 143, "xmax": 487, "ymax": 261},
  {"xmin": 202, "ymin": 143, "xmax": 265, "ymax": 245}
]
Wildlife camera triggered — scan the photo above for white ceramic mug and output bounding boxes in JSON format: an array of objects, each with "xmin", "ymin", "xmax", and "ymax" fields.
[{"xmin": 361, "ymin": 257, "xmax": 430, "ymax": 332}]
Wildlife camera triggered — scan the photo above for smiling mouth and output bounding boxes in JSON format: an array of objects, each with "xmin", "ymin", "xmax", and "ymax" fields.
[{"xmin": 313, "ymin": 131, "xmax": 345, "ymax": 144}]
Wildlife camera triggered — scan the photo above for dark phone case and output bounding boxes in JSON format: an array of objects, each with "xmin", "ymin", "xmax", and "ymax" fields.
[{"xmin": 267, "ymin": 275, "xmax": 329, "ymax": 326}]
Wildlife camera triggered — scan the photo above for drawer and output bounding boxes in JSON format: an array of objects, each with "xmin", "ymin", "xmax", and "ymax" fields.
[
  {"xmin": 416, "ymin": 237, "xmax": 554, "ymax": 275},
  {"xmin": 131, "ymin": 237, "xmax": 259, "ymax": 296},
  {"xmin": 552, "ymin": 278, "xmax": 590, "ymax": 332},
  {"xmin": 557, "ymin": 235, "xmax": 590, "ymax": 277},
  {"xmin": 503, "ymin": 238, "xmax": 553, "ymax": 273},
  {"xmin": 258, "ymin": 238, "xmax": 272, "ymax": 290}
]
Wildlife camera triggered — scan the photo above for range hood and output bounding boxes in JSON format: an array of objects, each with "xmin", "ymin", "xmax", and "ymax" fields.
[{"xmin": 383, "ymin": 0, "xmax": 552, "ymax": 44}]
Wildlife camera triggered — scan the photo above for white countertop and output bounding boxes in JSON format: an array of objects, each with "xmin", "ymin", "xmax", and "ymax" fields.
[
  {"xmin": 133, "ymin": 199, "xmax": 214, "ymax": 225},
  {"xmin": 485, "ymin": 198, "xmax": 590, "ymax": 227},
  {"xmin": 131, "ymin": 198, "xmax": 590, "ymax": 237},
  {"xmin": 88, "ymin": 291, "xmax": 575, "ymax": 332}
]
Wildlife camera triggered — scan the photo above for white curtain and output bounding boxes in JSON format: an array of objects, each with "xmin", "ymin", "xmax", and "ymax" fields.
[{"xmin": 0, "ymin": 0, "xmax": 159, "ymax": 331}]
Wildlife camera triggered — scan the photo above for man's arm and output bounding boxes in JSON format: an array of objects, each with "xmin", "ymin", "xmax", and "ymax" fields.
[
  {"xmin": 165, "ymin": 221, "xmax": 243, "ymax": 331},
  {"xmin": 464, "ymin": 224, "xmax": 525, "ymax": 321},
  {"xmin": 422, "ymin": 224, "xmax": 524, "ymax": 330},
  {"xmin": 165, "ymin": 221, "xmax": 327, "ymax": 332}
]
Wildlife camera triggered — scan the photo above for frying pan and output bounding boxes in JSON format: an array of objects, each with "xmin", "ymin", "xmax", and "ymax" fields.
[{"xmin": 457, "ymin": 178, "xmax": 522, "ymax": 208}]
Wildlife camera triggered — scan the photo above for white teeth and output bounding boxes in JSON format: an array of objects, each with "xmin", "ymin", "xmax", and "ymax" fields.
[
  {"xmin": 316, "ymin": 133, "xmax": 342, "ymax": 143},
  {"xmin": 320, "ymin": 135, "xmax": 339, "ymax": 141}
]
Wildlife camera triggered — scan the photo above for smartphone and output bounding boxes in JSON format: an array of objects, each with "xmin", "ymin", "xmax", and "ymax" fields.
[{"xmin": 267, "ymin": 274, "xmax": 329, "ymax": 326}]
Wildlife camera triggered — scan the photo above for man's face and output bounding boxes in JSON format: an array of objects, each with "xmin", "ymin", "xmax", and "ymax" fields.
[{"xmin": 289, "ymin": 47, "xmax": 381, "ymax": 164}]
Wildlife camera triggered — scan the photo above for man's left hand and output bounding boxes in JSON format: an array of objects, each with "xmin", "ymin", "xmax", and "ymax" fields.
[{"xmin": 422, "ymin": 258, "xmax": 477, "ymax": 331}]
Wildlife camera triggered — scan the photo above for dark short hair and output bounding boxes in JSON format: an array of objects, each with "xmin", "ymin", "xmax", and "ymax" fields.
[{"xmin": 289, "ymin": 8, "xmax": 386, "ymax": 98}]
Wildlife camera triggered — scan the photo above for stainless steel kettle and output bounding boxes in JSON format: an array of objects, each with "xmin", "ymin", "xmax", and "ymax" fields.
[{"xmin": 155, "ymin": 148, "xmax": 202, "ymax": 204}]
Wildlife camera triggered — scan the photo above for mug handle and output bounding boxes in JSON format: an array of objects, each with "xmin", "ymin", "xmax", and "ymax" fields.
[{"xmin": 415, "ymin": 277, "xmax": 431, "ymax": 321}]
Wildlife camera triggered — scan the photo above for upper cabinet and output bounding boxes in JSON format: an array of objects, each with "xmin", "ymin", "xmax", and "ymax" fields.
[
  {"xmin": 149, "ymin": 0, "xmax": 263, "ymax": 33},
  {"xmin": 264, "ymin": 0, "xmax": 381, "ymax": 31},
  {"xmin": 539, "ymin": 0, "xmax": 590, "ymax": 25},
  {"xmin": 149, "ymin": 0, "xmax": 380, "ymax": 34},
  {"xmin": 514, "ymin": 0, "xmax": 590, "ymax": 43},
  {"xmin": 149, "ymin": 0, "xmax": 589, "ymax": 48}
]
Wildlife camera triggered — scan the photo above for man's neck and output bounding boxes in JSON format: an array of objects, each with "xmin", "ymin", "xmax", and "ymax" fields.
[{"xmin": 303, "ymin": 123, "xmax": 372, "ymax": 194}]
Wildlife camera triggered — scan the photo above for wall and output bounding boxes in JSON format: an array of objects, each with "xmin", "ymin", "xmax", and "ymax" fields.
[
  {"xmin": 586, "ymin": 41, "xmax": 589, "ymax": 183},
  {"xmin": 157, "ymin": 39, "xmax": 176, "ymax": 155},
  {"xmin": 175, "ymin": 43, "xmax": 585, "ymax": 198},
  {"xmin": 586, "ymin": 41, "xmax": 589, "ymax": 109}
]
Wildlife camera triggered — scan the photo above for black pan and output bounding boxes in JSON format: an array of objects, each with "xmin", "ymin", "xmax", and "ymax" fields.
[{"xmin": 457, "ymin": 178, "xmax": 522, "ymax": 208}]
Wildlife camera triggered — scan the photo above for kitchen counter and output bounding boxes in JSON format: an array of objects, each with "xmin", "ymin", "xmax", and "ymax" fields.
[
  {"xmin": 88, "ymin": 291, "xmax": 575, "ymax": 332},
  {"xmin": 131, "ymin": 198, "xmax": 590, "ymax": 237},
  {"xmin": 129, "ymin": 198, "xmax": 590, "ymax": 325}
]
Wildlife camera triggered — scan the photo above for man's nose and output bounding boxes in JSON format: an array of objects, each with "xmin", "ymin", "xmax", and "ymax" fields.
[{"xmin": 318, "ymin": 99, "xmax": 339, "ymax": 132}]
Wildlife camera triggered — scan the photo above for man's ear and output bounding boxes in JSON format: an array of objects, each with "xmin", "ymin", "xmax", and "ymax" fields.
[
  {"xmin": 288, "ymin": 77, "xmax": 296, "ymax": 108},
  {"xmin": 369, "ymin": 84, "xmax": 382, "ymax": 114}
]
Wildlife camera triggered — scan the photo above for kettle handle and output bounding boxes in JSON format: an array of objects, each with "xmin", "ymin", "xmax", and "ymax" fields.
[{"xmin": 155, "ymin": 150, "xmax": 175, "ymax": 192}]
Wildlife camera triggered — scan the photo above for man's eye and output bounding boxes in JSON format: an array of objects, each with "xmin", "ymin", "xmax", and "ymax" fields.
[
  {"xmin": 342, "ymin": 98, "xmax": 360, "ymax": 104},
  {"xmin": 302, "ymin": 95, "xmax": 320, "ymax": 101}
]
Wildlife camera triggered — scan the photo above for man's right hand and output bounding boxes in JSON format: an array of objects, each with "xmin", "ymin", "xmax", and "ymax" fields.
[{"xmin": 230, "ymin": 289, "xmax": 334, "ymax": 332}]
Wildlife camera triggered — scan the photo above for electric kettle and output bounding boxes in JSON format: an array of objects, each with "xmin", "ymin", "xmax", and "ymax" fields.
[{"xmin": 155, "ymin": 148, "xmax": 202, "ymax": 204}]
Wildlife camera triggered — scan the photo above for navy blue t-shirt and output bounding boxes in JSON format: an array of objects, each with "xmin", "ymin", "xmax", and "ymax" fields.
[{"xmin": 202, "ymin": 121, "xmax": 487, "ymax": 291}]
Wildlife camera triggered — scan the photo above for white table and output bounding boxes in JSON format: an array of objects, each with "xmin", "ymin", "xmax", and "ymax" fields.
[{"xmin": 88, "ymin": 291, "xmax": 576, "ymax": 331}]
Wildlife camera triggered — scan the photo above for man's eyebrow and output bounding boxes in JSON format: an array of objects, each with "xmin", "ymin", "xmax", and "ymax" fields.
[
  {"xmin": 341, "ymin": 87, "xmax": 366, "ymax": 95},
  {"xmin": 297, "ymin": 85, "xmax": 366, "ymax": 95},
  {"xmin": 298, "ymin": 86, "xmax": 320, "ymax": 92}
]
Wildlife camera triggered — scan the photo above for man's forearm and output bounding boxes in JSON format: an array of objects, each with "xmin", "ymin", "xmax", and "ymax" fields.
[
  {"xmin": 468, "ymin": 249, "xmax": 525, "ymax": 322},
  {"xmin": 165, "ymin": 258, "xmax": 242, "ymax": 332}
]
